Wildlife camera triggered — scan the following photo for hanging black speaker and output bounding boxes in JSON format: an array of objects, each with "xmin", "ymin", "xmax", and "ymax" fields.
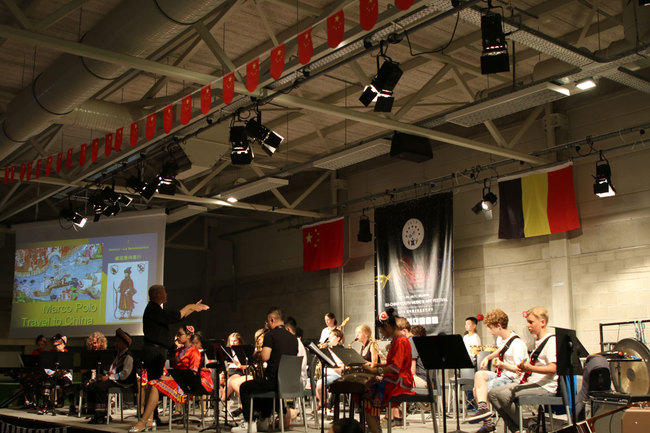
[{"xmin": 357, "ymin": 215, "xmax": 372, "ymax": 242}]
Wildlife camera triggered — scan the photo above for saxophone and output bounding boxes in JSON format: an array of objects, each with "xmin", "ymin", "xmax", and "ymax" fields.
[{"xmin": 251, "ymin": 331, "xmax": 266, "ymax": 379}]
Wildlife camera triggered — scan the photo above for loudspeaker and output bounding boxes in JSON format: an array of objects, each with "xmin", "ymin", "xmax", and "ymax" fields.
[{"xmin": 390, "ymin": 132, "xmax": 433, "ymax": 162}]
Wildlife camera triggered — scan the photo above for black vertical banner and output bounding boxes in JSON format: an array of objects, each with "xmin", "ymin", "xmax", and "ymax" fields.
[{"xmin": 375, "ymin": 193, "xmax": 453, "ymax": 335}]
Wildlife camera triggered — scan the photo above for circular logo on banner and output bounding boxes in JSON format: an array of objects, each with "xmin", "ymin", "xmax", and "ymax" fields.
[{"xmin": 402, "ymin": 218, "xmax": 424, "ymax": 250}]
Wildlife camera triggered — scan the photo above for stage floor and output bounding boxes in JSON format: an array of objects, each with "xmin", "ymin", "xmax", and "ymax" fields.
[{"xmin": 0, "ymin": 406, "xmax": 521, "ymax": 433}]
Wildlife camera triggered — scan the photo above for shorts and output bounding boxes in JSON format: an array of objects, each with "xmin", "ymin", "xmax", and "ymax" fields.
[{"xmin": 484, "ymin": 371, "xmax": 515, "ymax": 391}]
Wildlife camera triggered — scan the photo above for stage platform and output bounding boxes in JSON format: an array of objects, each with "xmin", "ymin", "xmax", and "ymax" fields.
[{"xmin": 0, "ymin": 406, "xmax": 514, "ymax": 433}]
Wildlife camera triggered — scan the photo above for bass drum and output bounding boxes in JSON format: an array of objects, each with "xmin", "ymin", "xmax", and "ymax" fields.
[{"xmin": 610, "ymin": 338, "xmax": 650, "ymax": 395}]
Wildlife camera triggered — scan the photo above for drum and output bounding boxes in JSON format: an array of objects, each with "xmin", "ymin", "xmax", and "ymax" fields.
[{"xmin": 610, "ymin": 338, "xmax": 650, "ymax": 395}]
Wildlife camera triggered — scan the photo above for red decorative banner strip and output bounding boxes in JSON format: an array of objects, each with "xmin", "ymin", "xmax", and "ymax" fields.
[
  {"xmin": 270, "ymin": 44, "xmax": 285, "ymax": 80},
  {"xmin": 395, "ymin": 0, "xmax": 414, "ymax": 10},
  {"xmin": 66, "ymin": 148, "xmax": 73, "ymax": 170},
  {"xmin": 35, "ymin": 159, "xmax": 41, "ymax": 179},
  {"xmin": 360, "ymin": 0, "xmax": 378, "ymax": 31},
  {"xmin": 91, "ymin": 139, "xmax": 99, "ymax": 162},
  {"xmin": 130, "ymin": 121, "xmax": 139, "ymax": 147},
  {"xmin": 146, "ymin": 113, "xmax": 156, "ymax": 140},
  {"xmin": 298, "ymin": 28, "xmax": 313, "ymax": 65},
  {"xmin": 80, "ymin": 143, "xmax": 87, "ymax": 167},
  {"xmin": 201, "ymin": 85, "xmax": 212, "ymax": 113},
  {"xmin": 115, "ymin": 127, "xmax": 123, "ymax": 152},
  {"xmin": 327, "ymin": 10, "xmax": 345, "ymax": 49},
  {"xmin": 26, "ymin": 161, "xmax": 32, "ymax": 181},
  {"xmin": 105, "ymin": 133, "xmax": 113, "ymax": 157},
  {"xmin": 246, "ymin": 58, "xmax": 260, "ymax": 93},
  {"xmin": 45, "ymin": 156, "xmax": 53, "ymax": 177},
  {"xmin": 163, "ymin": 104, "xmax": 173, "ymax": 133},
  {"xmin": 222, "ymin": 75, "xmax": 234, "ymax": 105},
  {"xmin": 56, "ymin": 152, "xmax": 62, "ymax": 174},
  {"xmin": 181, "ymin": 95, "xmax": 192, "ymax": 125},
  {"xmin": 19, "ymin": 163, "xmax": 25, "ymax": 181}
]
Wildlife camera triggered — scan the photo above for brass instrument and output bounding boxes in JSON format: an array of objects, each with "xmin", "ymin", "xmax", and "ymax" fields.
[{"xmin": 251, "ymin": 329, "xmax": 267, "ymax": 379}]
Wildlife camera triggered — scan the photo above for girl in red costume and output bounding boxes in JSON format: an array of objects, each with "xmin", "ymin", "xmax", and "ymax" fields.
[{"xmin": 361, "ymin": 308, "xmax": 414, "ymax": 433}]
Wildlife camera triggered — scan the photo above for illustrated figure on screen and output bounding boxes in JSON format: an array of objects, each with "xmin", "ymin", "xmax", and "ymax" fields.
[{"xmin": 115, "ymin": 267, "xmax": 137, "ymax": 319}]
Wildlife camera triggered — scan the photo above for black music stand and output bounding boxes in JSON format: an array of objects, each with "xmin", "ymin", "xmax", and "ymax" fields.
[
  {"xmin": 40, "ymin": 351, "xmax": 74, "ymax": 371},
  {"xmin": 308, "ymin": 342, "xmax": 337, "ymax": 433},
  {"xmin": 80, "ymin": 350, "xmax": 115, "ymax": 376},
  {"xmin": 231, "ymin": 345, "xmax": 254, "ymax": 376},
  {"xmin": 330, "ymin": 346, "xmax": 367, "ymax": 367},
  {"xmin": 20, "ymin": 354, "xmax": 40, "ymax": 368},
  {"xmin": 414, "ymin": 335, "xmax": 474, "ymax": 433},
  {"xmin": 201, "ymin": 341, "xmax": 226, "ymax": 433},
  {"xmin": 555, "ymin": 327, "xmax": 588, "ymax": 426}
]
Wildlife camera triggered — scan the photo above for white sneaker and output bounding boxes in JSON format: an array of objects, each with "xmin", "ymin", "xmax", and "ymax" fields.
[
  {"xmin": 232, "ymin": 421, "xmax": 257, "ymax": 433},
  {"xmin": 256, "ymin": 417, "xmax": 271, "ymax": 432}
]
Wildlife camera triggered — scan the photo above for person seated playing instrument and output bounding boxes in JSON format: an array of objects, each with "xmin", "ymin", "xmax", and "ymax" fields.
[
  {"xmin": 319, "ymin": 312, "xmax": 339, "ymax": 347},
  {"xmin": 152, "ymin": 325, "xmax": 210, "ymax": 406},
  {"xmin": 86, "ymin": 328, "xmax": 135, "ymax": 424},
  {"xmin": 464, "ymin": 316, "xmax": 482, "ymax": 367},
  {"xmin": 467, "ymin": 309, "xmax": 528, "ymax": 432},
  {"xmin": 355, "ymin": 325, "xmax": 380, "ymax": 366},
  {"xmin": 39, "ymin": 334, "xmax": 76, "ymax": 415},
  {"xmin": 361, "ymin": 308, "xmax": 415, "ymax": 433},
  {"xmin": 487, "ymin": 306, "xmax": 557, "ymax": 433},
  {"xmin": 191, "ymin": 332, "xmax": 214, "ymax": 393},
  {"xmin": 233, "ymin": 307, "xmax": 298, "ymax": 433},
  {"xmin": 315, "ymin": 328, "xmax": 345, "ymax": 410},
  {"xmin": 86, "ymin": 331, "xmax": 108, "ymax": 351},
  {"xmin": 32, "ymin": 334, "xmax": 48, "ymax": 355},
  {"xmin": 226, "ymin": 328, "xmax": 266, "ymax": 412}
]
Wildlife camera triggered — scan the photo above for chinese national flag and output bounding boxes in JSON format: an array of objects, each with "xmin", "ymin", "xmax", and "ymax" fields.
[
  {"xmin": 360, "ymin": 0, "xmax": 378, "ymax": 31},
  {"xmin": 270, "ymin": 44, "xmax": 285, "ymax": 80},
  {"xmin": 3, "ymin": 167, "xmax": 8, "ymax": 184},
  {"xmin": 66, "ymin": 148, "xmax": 73, "ymax": 170},
  {"xmin": 115, "ymin": 127, "xmax": 123, "ymax": 152},
  {"xmin": 181, "ymin": 95, "xmax": 192, "ymax": 124},
  {"xmin": 10, "ymin": 166, "xmax": 15, "ymax": 183},
  {"xmin": 56, "ymin": 152, "xmax": 62, "ymax": 174},
  {"xmin": 146, "ymin": 113, "xmax": 156, "ymax": 140},
  {"xmin": 105, "ymin": 133, "xmax": 113, "ymax": 157},
  {"xmin": 222, "ymin": 75, "xmax": 234, "ymax": 105},
  {"xmin": 80, "ymin": 143, "xmax": 87, "ymax": 166},
  {"xmin": 26, "ymin": 161, "xmax": 32, "ymax": 181},
  {"xmin": 298, "ymin": 28, "xmax": 313, "ymax": 65},
  {"xmin": 45, "ymin": 156, "xmax": 53, "ymax": 176},
  {"xmin": 302, "ymin": 217, "xmax": 344, "ymax": 272},
  {"xmin": 130, "ymin": 121, "xmax": 139, "ymax": 147},
  {"xmin": 19, "ymin": 163, "xmax": 25, "ymax": 181},
  {"xmin": 395, "ymin": 0, "xmax": 413, "ymax": 10},
  {"xmin": 163, "ymin": 104, "xmax": 173, "ymax": 133},
  {"xmin": 201, "ymin": 85, "xmax": 212, "ymax": 113},
  {"xmin": 246, "ymin": 58, "xmax": 259, "ymax": 93},
  {"xmin": 91, "ymin": 138, "xmax": 99, "ymax": 162},
  {"xmin": 35, "ymin": 159, "xmax": 41, "ymax": 179},
  {"xmin": 327, "ymin": 10, "xmax": 344, "ymax": 49}
]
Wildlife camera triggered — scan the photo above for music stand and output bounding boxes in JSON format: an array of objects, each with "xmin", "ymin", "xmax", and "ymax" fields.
[
  {"xmin": 414, "ymin": 335, "xmax": 474, "ymax": 433},
  {"xmin": 40, "ymin": 351, "xmax": 74, "ymax": 371},
  {"xmin": 330, "ymin": 346, "xmax": 367, "ymax": 367},
  {"xmin": 202, "ymin": 341, "xmax": 226, "ymax": 433},
  {"xmin": 20, "ymin": 354, "xmax": 40, "ymax": 369},
  {"xmin": 80, "ymin": 350, "xmax": 115, "ymax": 375},
  {"xmin": 308, "ymin": 342, "xmax": 337, "ymax": 433},
  {"xmin": 555, "ymin": 327, "xmax": 589, "ymax": 426}
]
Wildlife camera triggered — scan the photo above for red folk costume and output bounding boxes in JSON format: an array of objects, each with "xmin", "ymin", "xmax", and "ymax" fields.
[
  {"xmin": 364, "ymin": 334, "xmax": 414, "ymax": 416},
  {"xmin": 152, "ymin": 345, "xmax": 213, "ymax": 403},
  {"xmin": 118, "ymin": 271, "xmax": 136, "ymax": 314}
]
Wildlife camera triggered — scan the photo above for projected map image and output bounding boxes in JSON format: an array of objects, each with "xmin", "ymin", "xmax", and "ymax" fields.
[
  {"xmin": 13, "ymin": 244, "xmax": 103, "ymax": 303},
  {"xmin": 105, "ymin": 261, "xmax": 148, "ymax": 323}
]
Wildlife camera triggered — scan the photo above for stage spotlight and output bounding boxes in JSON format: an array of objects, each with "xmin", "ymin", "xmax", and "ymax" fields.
[
  {"xmin": 593, "ymin": 152, "xmax": 616, "ymax": 197},
  {"xmin": 141, "ymin": 175, "xmax": 163, "ymax": 200},
  {"xmin": 127, "ymin": 176, "xmax": 147, "ymax": 194},
  {"xmin": 472, "ymin": 181, "xmax": 498, "ymax": 215},
  {"xmin": 482, "ymin": 191, "xmax": 498, "ymax": 211},
  {"xmin": 102, "ymin": 203, "xmax": 121, "ymax": 217},
  {"xmin": 60, "ymin": 208, "xmax": 87, "ymax": 228},
  {"xmin": 481, "ymin": 11, "xmax": 509, "ymax": 74},
  {"xmin": 101, "ymin": 186, "xmax": 120, "ymax": 203},
  {"xmin": 230, "ymin": 125, "xmax": 254, "ymax": 165},
  {"xmin": 357, "ymin": 215, "xmax": 372, "ymax": 242},
  {"xmin": 359, "ymin": 59, "xmax": 402, "ymax": 112},
  {"xmin": 118, "ymin": 194, "xmax": 133, "ymax": 207},
  {"xmin": 471, "ymin": 202, "xmax": 483, "ymax": 215},
  {"xmin": 246, "ymin": 117, "xmax": 284, "ymax": 156}
]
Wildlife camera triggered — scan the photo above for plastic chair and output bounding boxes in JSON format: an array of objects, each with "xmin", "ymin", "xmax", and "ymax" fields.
[
  {"xmin": 516, "ymin": 375, "xmax": 573, "ymax": 432},
  {"xmin": 247, "ymin": 355, "xmax": 309, "ymax": 433},
  {"xmin": 307, "ymin": 353, "xmax": 320, "ymax": 429},
  {"xmin": 387, "ymin": 370, "xmax": 440, "ymax": 433}
]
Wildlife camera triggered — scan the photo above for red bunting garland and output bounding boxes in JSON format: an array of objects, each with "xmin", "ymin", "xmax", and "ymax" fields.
[
  {"xmin": 327, "ymin": 10, "xmax": 345, "ymax": 49},
  {"xmin": 56, "ymin": 153, "xmax": 63, "ymax": 174},
  {"xmin": 91, "ymin": 139, "xmax": 99, "ymax": 163},
  {"xmin": 163, "ymin": 104, "xmax": 173, "ymax": 133},
  {"xmin": 130, "ymin": 121, "xmax": 139, "ymax": 147},
  {"xmin": 298, "ymin": 28, "xmax": 313, "ymax": 65},
  {"xmin": 45, "ymin": 156, "xmax": 53, "ymax": 177},
  {"xmin": 270, "ymin": 44, "xmax": 285, "ymax": 80},
  {"xmin": 146, "ymin": 113, "xmax": 156, "ymax": 140},
  {"xmin": 3, "ymin": 167, "xmax": 8, "ymax": 184},
  {"xmin": 80, "ymin": 143, "xmax": 87, "ymax": 166},
  {"xmin": 246, "ymin": 58, "xmax": 260, "ymax": 93},
  {"xmin": 35, "ymin": 159, "xmax": 41, "ymax": 179},
  {"xmin": 26, "ymin": 161, "xmax": 32, "ymax": 181},
  {"xmin": 395, "ymin": 0, "xmax": 413, "ymax": 10},
  {"xmin": 105, "ymin": 133, "xmax": 113, "ymax": 157},
  {"xmin": 115, "ymin": 128, "xmax": 123, "ymax": 152},
  {"xmin": 201, "ymin": 85, "xmax": 212, "ymax": 113},
  {"xmin": 222, "ymin": 75, "xmax": 234, "ymax": 105},
  {"xmin": 181, "ymin": 95, "xmax": 192, "ymax": 125},
  {"xmin": 66, "ymin": 148, "xmax": 73, "ymax": 170},
  {"xmin": 10, "ymin": 166, "xmax": 15, "ymax": 183},
  {"xmin": 360, "ymin": 0, "xmax": 378, "ymax": 31},
  {"xmin": 19, "ymin": 163, "xmax": 25, "ymax": 181}
]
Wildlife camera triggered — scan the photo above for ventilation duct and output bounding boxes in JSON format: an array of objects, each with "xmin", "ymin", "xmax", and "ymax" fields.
[
  {"xmin": 57, "ymin": 99, "xmax": 145, "ymax": 132},
  {"xmin": 0, "ymin": 0, "xmax": 225, "ymax": 163}
]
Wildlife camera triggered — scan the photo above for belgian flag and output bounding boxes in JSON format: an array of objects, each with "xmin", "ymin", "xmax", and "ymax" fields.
[{"xmin": 498, "ymin": 162, "xmax": 580, "ymax": 239}]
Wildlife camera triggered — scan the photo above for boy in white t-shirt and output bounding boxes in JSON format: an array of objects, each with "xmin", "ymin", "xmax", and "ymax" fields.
[
  {"xmin": 467, "ymin": 309, "xmax": 528, "ymax": 432},
  {"xmin": 486, "ymin": 306, "xmax": 557, "ymax": 433},
  {"xmin": 463, "ymin": 316, "xmax": 482, "ymax": 366}
]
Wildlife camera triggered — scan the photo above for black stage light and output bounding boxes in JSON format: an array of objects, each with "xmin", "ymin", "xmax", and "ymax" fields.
[
  {"xmin": 374, "ymin": 95, "xmax": 395, "ymax": 113},
  {"xmin": 141, "ymin": 175, "xmax": 163, "ymax": 200},
  {"xmin": 127, "ymin": 176, "xmax": 147, "ymax": 193},
  {"xmin": 471, "ymin": 202, "xmax": 483, "ymax": 215},
  {"xmin": 359, "ymin": 85, "xmax": 377, "ymax": 107},
  {"xmin": 593, "ymin": 153, "xmax": 616, "ymax": 197},
  {"xmin": 157, "ymin": 180, "xmax": 176, "ymax": 195},
  {"xmin": 102, "ymin": 203, "xmax": 121, "ymax": 217},
  {"xmin": 482, "ymin": 191, "xmax": 498, "ymax": 211},
  {"xmin": 101, "ymin": 186, "xmax": 120, "ymax": 203},
  {"xmin": 230, "ymin": 125, "xmax": 254, "ymax": 165},
  {"xmin": 357, "ymin": 215, "xmax": 372, "ymax": 242},
  {"xmin": 118, "ymin": 194, "xmax": 133, "ymax": 206},
  {"xmin": 60, "ymin": 208, "xmax": 87, "ymax": 228},
  {"xmin": 246, "ymin": 117, "xmax": 284, "ymax": 156},
  {"xmin": 481, "ymin": 11, "xmax": 509, "ymax": 74},
  {"xmin": 359, "ymin": 59, "xmax": 402, "ymax": 112}
]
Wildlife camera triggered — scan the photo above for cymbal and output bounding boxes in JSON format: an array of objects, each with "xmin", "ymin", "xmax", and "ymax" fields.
[{"xmin": 611, "ymin": 338, "xmax": 650, "ymax": 395}]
